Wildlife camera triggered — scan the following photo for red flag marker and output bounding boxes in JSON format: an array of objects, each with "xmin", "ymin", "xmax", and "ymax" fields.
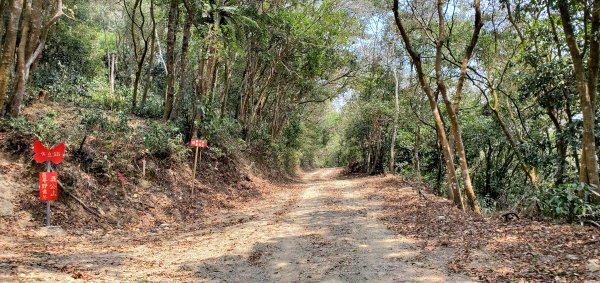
[{"xmin": 33, "ymin": 141, "xmax": 65, "ymax": 164}]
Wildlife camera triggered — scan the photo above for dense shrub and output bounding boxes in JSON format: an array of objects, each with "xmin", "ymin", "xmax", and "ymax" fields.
[{"xmin": 533, "ymin": 183, "xmax": 600, "ymax": 222}]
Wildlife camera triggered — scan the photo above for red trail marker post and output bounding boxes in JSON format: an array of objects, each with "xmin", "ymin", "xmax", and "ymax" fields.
[
  {"xmin": 33, "ymin": 141, "xmax": 65, "ymax": 226},
  {"xmin": 190, "ymin": 138, "xmax": 207, "ymax": 195}
]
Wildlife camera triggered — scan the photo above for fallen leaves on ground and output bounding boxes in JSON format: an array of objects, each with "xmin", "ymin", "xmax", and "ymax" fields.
[{"xmin": 364, "ymin": 176, "xmax": 600, "ymax": 282}]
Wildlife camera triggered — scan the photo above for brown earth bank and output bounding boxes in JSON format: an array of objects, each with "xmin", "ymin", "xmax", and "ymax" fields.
[{"xmin": 0, "ymin": 101, "xmax": 295, "ymax": 231}]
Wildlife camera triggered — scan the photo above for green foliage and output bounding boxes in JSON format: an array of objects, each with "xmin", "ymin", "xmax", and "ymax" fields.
[
  {"xmin": 533, "ymin": 183, "xmax": 600, "ymax": 222},
  {"xmin": 142, "ymin": 122, "xmax": 186, "ymax": 161},
  {"xmin": 1, "ymin": 113, "xmax": 62, "ymax": 145},
  {"xmin": 80, "ymin": 109, "xmax": 111, "ymax": 134},
  {"xmin": 31, "ymin": 21, "xmax": 101, "ymax": 100},
  {"xmin": 205, "ymin": 117, "xmax": 245, "ymax": 157}
]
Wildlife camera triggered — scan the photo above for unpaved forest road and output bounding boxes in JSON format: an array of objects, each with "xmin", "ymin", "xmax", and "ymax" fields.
[{"xmin": 1, "ymin": 168, "xmax": 472, "ymax": 282}]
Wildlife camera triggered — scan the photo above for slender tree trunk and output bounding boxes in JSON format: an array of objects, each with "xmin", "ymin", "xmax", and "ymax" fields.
[
  {"xmin": 484, "ymin": 141, "xmax": 493, "ymax": 196},
  {"xmin": 220, "ymin": 52, "xmax": 232, "ymax": 119},
  {"xmin": 141, "ymin": 0, "xmax": 156, "ymax": 109},
  {"xmin": 434, "ymin": 0, "xmax": 482, "ymax": 214},
  {"xmin": 170, "ymin": 9, "xmax": 192, "ymax": 121},
  {"xmin": 389, "ymin": 68, "xmax": 400, "ymax": 174},
  {"xmin": 393, "ymin": 0, "xmax": 465, "ymax": 211},
  {"xmin": 0, "ymin": 0, "xmax": 23, "ymax": 113},
  {"xmin": 547, "ymin": 109, "xmax": 567, "ymax": 185},
  {"xmin": 109, "ymin": 54, "xmax": 116, "ymax": 98},
  {"xmin": 191, "ymin": 45, "xmax": 207, "ymax": 138},
  {"xmin": 414, "ymin": 123, "xmax": 421, "ymax": 177},
  {"xmin": 270, "ymin": 92, "xmax": 281, "ymax": 139},
  {"xmin": 126, "ymin": 0, "xmax": 144, "ymax": 113},
  {"xmin": 208, "ymin": 56, "xmax": 220, "ymax": 106},
  {"xmin": 132, "ymin": 49, "xmax": 147, "ymax": 113},
  {"xmin": 558, "ymin": 1, "xmax": 600, "ymax": 192},
  {"xmin": 162, "ymin": 0, "xmax": 178, "ymax": 121},
  {"xmin": 250, "ymin": 51, "xmax": 279, "ymax": 131},
  {"xmin": 9, "ymin": 0, "xmax": 65, "ymax": 116},
  {"xmin": 484, "ymin": 82, "xmax": 538, "ymax": 188},
  {"xmin": 8, "ymin": 0, "xmax": 31, "ymax": 117},
  {"xmin": 435, "ymin": 138, "xmax": 443, "ymax": 191}
]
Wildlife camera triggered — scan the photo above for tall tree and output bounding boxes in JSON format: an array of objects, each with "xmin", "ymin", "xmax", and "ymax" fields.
[
  {"xmin": 393, "ymin": 0, "xmax": 465, "ymax": 211},
  {"xmin": 140, "ymin": 0, "xmax": 157, "ymax": 110},
  {"xmin": 124, "ymin": 0, "xmax": 152, "ymax": 113},
  {"xmin": 389, "ymin": 67, "xmax": 399, "ymax": 174},
  {"xmin": 557, "ymin": 0, "xmax": 600, "ymax": 193},
  {"xmin": 7, "ymin": 0, "xmax": 67, "ymax": 116},
  {"xmin": 169, "ymin": 9, "xmax": 193, "ymax": 121},
  {"xmin": 162, "ymin": 0, "xmax": 178, "ymax": 121},
  {"xmin": 433, "ymin": 0, "xmax": 483, "ymax": 214},
  {"xmin": 0, "ymin": 0, "xmax": 23, "ymax": 113}
]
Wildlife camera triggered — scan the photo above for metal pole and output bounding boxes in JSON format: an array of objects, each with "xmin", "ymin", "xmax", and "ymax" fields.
[
  {"xmin": 192, "ymin": 146, "xmax": 199, "ymax": 195},
  {"xmin": 46, "ymin": 202, "xmax": 50, "ymax": 227},
  {"xmin": 45, "ymin": 161, "xmax": 51, "ymax": 227}
]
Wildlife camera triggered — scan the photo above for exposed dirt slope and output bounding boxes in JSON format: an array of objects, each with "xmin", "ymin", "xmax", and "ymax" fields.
[{"xmin": 0, "ymin": 102, "xmax": 292, "ymax": 231}]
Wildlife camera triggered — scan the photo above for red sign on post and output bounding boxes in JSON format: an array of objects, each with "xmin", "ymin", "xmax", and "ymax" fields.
[
  {"xmin": 33, "ymin": 141, "xmax": 65, "ymax": 164},
  {"xmin": 190, "ymin": 139, "xmax": 207, "ymax": 148},
  {"xmin": 39, "ymin": 172, "xmax": 58, "ymax": 201}
]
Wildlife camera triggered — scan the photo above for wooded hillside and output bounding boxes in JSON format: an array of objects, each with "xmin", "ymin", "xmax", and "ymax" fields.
[{"xmin": 1, "ymin": 0, "xmax": 599, "ymax": 226}]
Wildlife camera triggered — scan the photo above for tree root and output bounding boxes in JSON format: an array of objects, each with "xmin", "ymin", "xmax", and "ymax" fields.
[
  {"xmin": 584, "ymin": 220, "xmax": 600, "ymax": 229},
  {"xmin": 57, "ymin": 180, "xmax": 103, "ymax": 220}
]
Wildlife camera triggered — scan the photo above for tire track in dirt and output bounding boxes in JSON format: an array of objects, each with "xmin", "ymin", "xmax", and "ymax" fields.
[{"xmin": 191, "ymin": 168, "xmax": 472, "ymax": 282}]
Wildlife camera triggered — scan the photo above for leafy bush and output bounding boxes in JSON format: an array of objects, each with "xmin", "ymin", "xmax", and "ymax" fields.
[
  {"xmin": 205, "ymin": 117, "xmax": 245, "ymax": 157},
  {"xmin": 80, "ymin": 110, "xmax": 110, "ymax": 133},
  {"xmin": 533, "ymin": 183, "xmax": 600, "ymax": 222},
  {"xmin": 142, "ymin": 122, "xmax": 187, "ymax": 161},
  {"xmin": 1, "ymin": 112, "xmax": 62, "ymax": 145},
  {"xmin": 135, "ymin": 95, "xmax": 164, "ymax": 119}
]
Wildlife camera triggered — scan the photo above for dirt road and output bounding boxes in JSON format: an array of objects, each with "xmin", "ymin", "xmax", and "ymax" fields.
[{"xmin": 1, "ymin": 168, "xmax": 472, "ymax": 282}]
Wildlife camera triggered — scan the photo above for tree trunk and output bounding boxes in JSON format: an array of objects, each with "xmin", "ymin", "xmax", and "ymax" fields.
[
  {"xmin": 484, "ymin": 141, "xmax": 493, "ymax": 196},
  {"xmin": 270, "ymin": 92, "xmax": 281, "ymax": 139},
  {"xmin": 389, "ymin": 68, "xmax": 400, "ymax": 174},
  {"xmin": 8, "ymin": 0, "xmax": 65, "ymax": 116},
  {"xmin": 0, "ymin": 0, "xmax": 22, "ymax": 113},
  {"xmin": 170, "ymin": 9, "xmax": 192, "ymax": 121},
  {"xmin": 558, "ymin": 0, "xmax": 600, "ymax": 192},
  {"xmin": 220, "ymin": 52, "xmax": 233, "ymax": 119},
  {"xmin": 141, "ymin": 0, "xmax": 156, "ymax": 110},
  {"xmin": 8, "ymin": 0, "xmax": 31, "ymax": 117},
  {"xmin": 162, "ymin": 0, "xmax": 178, "ymax": 121},
  {"xmin": 547, "ymin": 109, "xmax": 567, "ymax": 185},
  {"xmin": 414, "ymin": 123, "xmax": 421, "ymax": 176},
  {"xmin": 208, "ymin": 56, "xmax": 220, "ymax": 106},
  {"xmin": 484, "ymin": 82, "xmax": 538, "ymax": 188},
  {"xmin": 393, "ymin": 0, "xmax": 465, "ymax": 211},
  {"xmin": 109, "ymin": 53, "xmax": 116, "ymax": 99},
  {"xmin": 126, "ymin": 0, "xmax": 145, "ymax": 113},
  {"xmin": 191, "ymin": 46, "xmax": 207, "ymax": 138},
  {"xmin": 434, "ymin": 0, "xmax": 482, "ymax": 215}
]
